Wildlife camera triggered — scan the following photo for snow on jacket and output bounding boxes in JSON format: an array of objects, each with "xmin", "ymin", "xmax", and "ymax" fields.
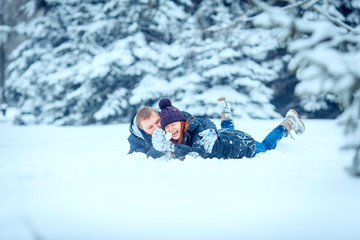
[
  {"xmin": 173, "ymin": 118, "xmax": 255, "ymax": 159},
  {"xmin": 128, "ymin": 111, "xmax": 217, "ymax": 159}
]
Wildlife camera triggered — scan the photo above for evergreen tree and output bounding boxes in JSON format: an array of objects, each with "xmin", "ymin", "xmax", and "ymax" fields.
[
  {"xmin": 1, "ymin": 0, "xmax": 33, "ymax": 114},
  {"xmin": 5, "ymin": 0, "xmax": 348, "ymax": 126},
  {"xmin": 5, "ymin": 0, "xmax": 293, "ymax": 125},
  {"xmin": 252, "ymin": 0, "xmax": 360, "ymax": 175}
]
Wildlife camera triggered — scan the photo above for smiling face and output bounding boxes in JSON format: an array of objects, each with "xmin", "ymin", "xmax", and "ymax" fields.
[
  {"xmin": 164, "ymin": 121, "xmax": 182, "ymax": 140},
  {"xmin": 140, "ymin": 112, "xmax": 161, "ymax": 135}
]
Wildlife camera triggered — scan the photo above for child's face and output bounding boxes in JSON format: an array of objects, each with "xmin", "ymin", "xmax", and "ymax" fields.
[{"xmin": 165, "ymin": 121, "xmax": 182, "ymax": 140}]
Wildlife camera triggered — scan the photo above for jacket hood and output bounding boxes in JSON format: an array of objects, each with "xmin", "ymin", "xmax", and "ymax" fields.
[
  {"xmin": 186, "ymin": 118, "xmax": 199, "ymax": 132},
  {"xmin": 129, "ymin": 114, "xmax": 147, "ymax": 140},
  {"xmin": 182, "ymin": 111, "xmax": 195, "ymax": 121}
]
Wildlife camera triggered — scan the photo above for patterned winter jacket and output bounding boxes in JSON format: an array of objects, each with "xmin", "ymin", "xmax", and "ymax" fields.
[
  {"xmin": 128, "ymin": 111, "xmax": 217, "ymax": 159},
  {"xmin": 173, "ymin": 118, "xmax": 255, "ymax": 159}
]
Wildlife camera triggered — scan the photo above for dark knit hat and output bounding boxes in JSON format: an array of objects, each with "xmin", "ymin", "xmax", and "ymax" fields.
[{"xmin": 159, "ymin": 98, "xmax": 186, "ymax": 130}]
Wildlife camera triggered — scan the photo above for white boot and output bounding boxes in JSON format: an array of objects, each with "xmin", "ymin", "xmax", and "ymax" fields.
[
  {"xmin": 281, "ymin": 109, "xmax": 305, "ymax": 135},
  {"xmin": 218, "ymin": 97, "xmax": 232, "ymax": 121}
]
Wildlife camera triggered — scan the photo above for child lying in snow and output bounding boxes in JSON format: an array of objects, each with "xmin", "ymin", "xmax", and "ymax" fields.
[{"xmin": 152, "ymin": 97, "xmax": 305, "ymax": 160}]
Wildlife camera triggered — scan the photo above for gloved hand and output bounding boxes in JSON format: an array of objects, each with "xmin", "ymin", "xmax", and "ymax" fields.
[
  {"xmin": 198, "ymin": 129, "xmax": 217, "ymax": 153},
  {"xmin": 152, "ymin": 128, "xmax": 174, "ymax": 152}
]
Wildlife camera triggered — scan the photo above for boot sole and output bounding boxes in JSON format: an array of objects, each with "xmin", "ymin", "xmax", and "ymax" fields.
[{"xmin": 288, "ymin": 109, "xmax": 305, "ymax": 133}]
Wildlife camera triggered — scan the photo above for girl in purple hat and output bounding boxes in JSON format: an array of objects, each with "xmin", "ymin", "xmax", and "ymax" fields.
[{"xmin": 152, "ymin": 97, "xmax": 305, "ymax": 160}]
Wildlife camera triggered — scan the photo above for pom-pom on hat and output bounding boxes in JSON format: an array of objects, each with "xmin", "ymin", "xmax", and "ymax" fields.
[{"xmin": 159, "ymin": 97, "xmax": 186, "ymax": 130}]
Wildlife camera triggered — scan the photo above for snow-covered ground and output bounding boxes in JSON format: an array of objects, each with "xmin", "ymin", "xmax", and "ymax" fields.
[{"xmin": 1, "ymin": 114, "xmax": 359, "ymax": 240}]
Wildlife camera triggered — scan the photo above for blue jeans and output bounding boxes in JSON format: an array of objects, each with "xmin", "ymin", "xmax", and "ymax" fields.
[
  {"xmin": 221, "ymin": 120, "xmax": 288, "ymax": 157},
  {"xmin": 221, "ymin": 119, "xmax": 235, "ymax": 129},
  {"xmin": 252, "ymin": 125, "xmax": 288, "ymax": 156}
]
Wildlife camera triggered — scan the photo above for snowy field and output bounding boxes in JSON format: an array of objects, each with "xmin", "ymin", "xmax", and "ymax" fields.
[{"xmin": 1, "ymin": 115, "xmax": 359, "ymax": 240}]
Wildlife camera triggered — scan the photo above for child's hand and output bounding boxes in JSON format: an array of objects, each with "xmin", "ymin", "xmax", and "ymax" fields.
[
  {"xmin": 199, "ymin": 129, "xmax": 217, "ymax": 153},
  {"xmin": 152, "ymin": 128, "xmax": 174, "ymax": 152}
]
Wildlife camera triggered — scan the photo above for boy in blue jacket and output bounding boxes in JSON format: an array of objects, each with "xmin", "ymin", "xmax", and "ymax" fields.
[{"xmin": 128, "ymin": 106, "xmax": 217, "ymax": 159}]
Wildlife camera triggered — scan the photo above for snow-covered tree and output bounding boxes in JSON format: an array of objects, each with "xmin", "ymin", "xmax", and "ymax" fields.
[
  {"xmin": 5, "ymin": 0, "xmax": 291, "ymax": 125},
  {"xmin": 0, "ymin": 0, "xmax": 11, "ymax": 109},
  {"xmin": 0, "ymin": 25, "xmax": 10, "ymax": 106},
  {"xmin": 252, "ymin": 0, "xmax": 360, "ymax": 175},
  {"xmin": 1, "ymin": 0, "xmax": 46, "ymax": 116}
]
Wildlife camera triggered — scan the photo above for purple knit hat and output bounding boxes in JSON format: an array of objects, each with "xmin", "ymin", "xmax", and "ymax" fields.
[{"xmin": 159, "ymin": 98, "xmax": 186, "ymax": 130}]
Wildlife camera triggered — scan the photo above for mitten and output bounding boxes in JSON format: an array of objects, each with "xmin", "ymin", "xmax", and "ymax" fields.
[
  {"xmin": 198, "ymin": 129, "xmax": 217, "ymax": 153},
  {"xmin": 152, "ymin": 128, "xmax": 174, "ymax": 152}
]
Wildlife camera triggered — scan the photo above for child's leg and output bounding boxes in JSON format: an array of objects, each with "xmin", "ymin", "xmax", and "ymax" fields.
[
  {"xmin": 252, "ymin": 125, "xmax": 288, "ymax": 156},
  {"xmin": 218, "ymin": 97, "xmax": 234, "ymax": 130},
  {"xmin": 221, "ymin": 119, "xmax": 235, "ymax": 129}
]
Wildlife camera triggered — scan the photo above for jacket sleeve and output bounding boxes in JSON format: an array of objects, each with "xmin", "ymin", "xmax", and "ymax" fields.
[
  {"xmin": 196, "ymin": 118, "xmax": 217, "ymax": 131},
  {"xmin": 173, "ymin": 144, "xmax": 207, "ymax": 159},
  {"xmin": 146, "ymin": 146, "xmax": 167, "ymax": 159},
  {"xmin": 128, "ymin": 135, "xmax": 165, "ymax": 159},
  {"xmin": 128, "ymin": 135, "xmax": 146, "ymax": 154}
]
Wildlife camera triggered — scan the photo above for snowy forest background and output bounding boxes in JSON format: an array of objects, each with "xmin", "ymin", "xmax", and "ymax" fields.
[{"xmin": 1, "ymin": 0, "xmax": 360, "ymax": 172}]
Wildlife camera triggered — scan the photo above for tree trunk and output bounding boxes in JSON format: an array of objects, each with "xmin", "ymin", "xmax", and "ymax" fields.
[
  {"xmin": 0, "ymin": 0, "xmax": 5, "ymax": 104},
  {"xmin": 0, "ymin": 45, "xmax": 4, "ymax": 103}
]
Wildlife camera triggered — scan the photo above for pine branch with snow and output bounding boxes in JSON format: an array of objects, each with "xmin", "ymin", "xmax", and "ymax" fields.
[
  {"xmin": 252, "ymin": 0, "xmax": 360, "ymax": 175},
  {"xmin": 5, "ymin": 0, "xmax": 286, "ymax": 124}
]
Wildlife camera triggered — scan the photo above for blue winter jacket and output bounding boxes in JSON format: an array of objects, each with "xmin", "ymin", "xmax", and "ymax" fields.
[
  {"xmin": 128, "ymin": 111, "xmax": 217, "ymax": 159},
  {"xmin": 173, "ymin": 118, "xmax": 255, "ymax": 159}
]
